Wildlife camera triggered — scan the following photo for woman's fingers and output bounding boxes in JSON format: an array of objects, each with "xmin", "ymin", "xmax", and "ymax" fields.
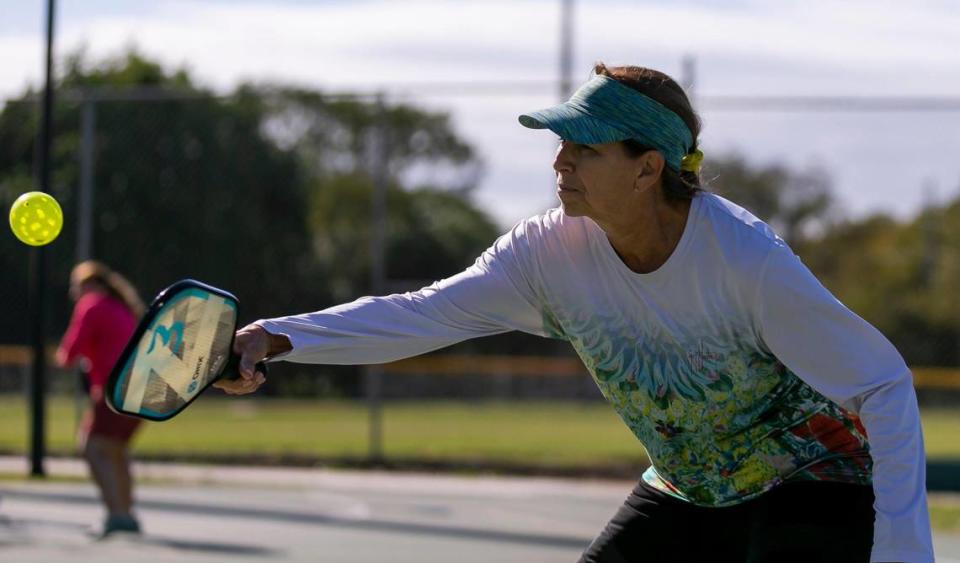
[
  {"xmin": 212, "ymin": 373, "xmax": 266, "ymax": 395},
  {"xmin": 233, "ymin": 324, "xmax": 271, "ymax": 380}
]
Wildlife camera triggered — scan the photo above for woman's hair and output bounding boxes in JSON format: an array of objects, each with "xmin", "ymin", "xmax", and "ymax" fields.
[
  {"xmin": 70, "ymin": 260, "xmax": 145, "ymax": 318},
  {"xmin": 593, "ymin": 62, "xmax": 703, "ymax": 201}
]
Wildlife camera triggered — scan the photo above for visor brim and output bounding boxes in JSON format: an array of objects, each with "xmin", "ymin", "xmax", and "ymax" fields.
[{"xmin": 518, "ymin": 103, "xmax": 631, "ymax": 145}]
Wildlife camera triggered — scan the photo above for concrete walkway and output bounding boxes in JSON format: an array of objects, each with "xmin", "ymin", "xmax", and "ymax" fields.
[{"xmin": 0, "ymin": 456, "xmax": 957, "ymax": 562}]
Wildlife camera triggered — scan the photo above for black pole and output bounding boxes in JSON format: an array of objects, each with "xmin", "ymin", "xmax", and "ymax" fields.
[
  {"xmin": 366, "ymin": 93, "xmax": 388, "ymax": 462},
  {"xmin": 29, "ymin": 0, "xmax": 56, "ymax": 478},
  {"xmin": 559, "ymin": 0, "xmax": 573, "ymax": 101}
]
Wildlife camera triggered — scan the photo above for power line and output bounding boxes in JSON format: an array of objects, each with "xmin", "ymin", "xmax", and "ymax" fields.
[
  {"xmin": 6, "ymin": 85, "xmax": 960, "ymax": 112},
  {"xmin": 699, "ymin": 95, "xmax": 960, "ymax": 112}
]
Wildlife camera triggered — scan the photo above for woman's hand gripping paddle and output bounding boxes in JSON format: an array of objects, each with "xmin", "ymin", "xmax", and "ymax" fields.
[{"xmin": 105, "ymin": 279, "xmax": 267, "ymax": 421}]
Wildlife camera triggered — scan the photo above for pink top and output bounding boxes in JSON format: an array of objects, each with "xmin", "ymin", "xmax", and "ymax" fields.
[{"xmin": 58, "ymin": 292, "xmax": 137, "ymax": 390}]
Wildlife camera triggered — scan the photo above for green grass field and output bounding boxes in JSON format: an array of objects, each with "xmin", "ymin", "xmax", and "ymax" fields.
[
  {"xmin": 931, "ymin": 500, "xmax": 960, "ymax": 534},
  {"xmin": 0, "ymin": 397, "xmax": 648, "ymax": 468},
  {"xmin": 1, "ymin": 396, "xmax": 958, "ymax": 467}
]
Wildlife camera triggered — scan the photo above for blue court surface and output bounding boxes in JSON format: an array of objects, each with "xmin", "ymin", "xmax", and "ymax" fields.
[{"xmin": 0, "ymin": 457, "xmax": 957, "ymax": 562}]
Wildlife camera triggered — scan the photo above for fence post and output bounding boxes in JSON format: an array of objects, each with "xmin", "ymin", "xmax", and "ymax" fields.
[
  {"xmin": 365, "ymin": 92, "xmax": 389, "ymax": 463},
  {"xmin": 681, "ymin": 55, "xmax": 697, "ymax": 100},
  {"xmin": 77, "ymin": 94, "xmax": 96, "ymax": 262},
  {"xmin": 73, "ymin": 94, "xmax": 97, "ymax": 433}
]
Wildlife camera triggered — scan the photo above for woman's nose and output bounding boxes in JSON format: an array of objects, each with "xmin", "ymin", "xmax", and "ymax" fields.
[{"xmin": 553, "ymin": 142, "xmax": 574, "ymax": 173}]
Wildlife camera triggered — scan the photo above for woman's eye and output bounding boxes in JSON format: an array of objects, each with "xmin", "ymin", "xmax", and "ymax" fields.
[{"xmin": 558, "ymin": 140, "xmax": 595, "ymax": 154}]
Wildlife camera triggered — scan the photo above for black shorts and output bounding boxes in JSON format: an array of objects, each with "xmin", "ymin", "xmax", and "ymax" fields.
[{"xmin": 579, "ymin": 479, "xmax": 875, "ymax": 563}]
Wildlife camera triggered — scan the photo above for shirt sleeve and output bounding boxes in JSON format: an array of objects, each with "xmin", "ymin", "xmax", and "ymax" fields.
[
  {"xmin": 755, "ymin": 243, "xmax": 933, "ymax": 563},
  {"xmin": 256, "ymin": 224, "xmax": 548, "ymax": 365}
]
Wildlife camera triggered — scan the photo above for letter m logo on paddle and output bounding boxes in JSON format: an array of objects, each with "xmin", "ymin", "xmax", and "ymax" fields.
[{"xmin": 147, "ymin": 321, "xmax": 185, "ymax": 355}]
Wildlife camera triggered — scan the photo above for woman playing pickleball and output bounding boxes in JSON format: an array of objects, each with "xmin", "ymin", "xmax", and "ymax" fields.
[
  {"xmin": 218, "ymin": 63, "xmax": 932, "ymax": 562},
  {"xmin": 57, "ymin": 260, "xmax": 146, "ymax": 538}
]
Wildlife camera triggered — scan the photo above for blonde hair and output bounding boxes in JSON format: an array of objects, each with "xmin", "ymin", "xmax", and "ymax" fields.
[{"xmin": 70, "ymin": 260, "xmax": 145, "ymax": 318}]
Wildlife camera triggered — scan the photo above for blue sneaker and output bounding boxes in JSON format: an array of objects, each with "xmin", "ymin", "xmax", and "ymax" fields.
[{"xmin": 97, "ymin": 513, "xmax": 141, "ymax": 539}]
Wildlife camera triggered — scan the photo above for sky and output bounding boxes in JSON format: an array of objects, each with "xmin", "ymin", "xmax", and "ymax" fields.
[{"xmin": 2, "ymin": 0, "xmax": 960, "ymax": 228}]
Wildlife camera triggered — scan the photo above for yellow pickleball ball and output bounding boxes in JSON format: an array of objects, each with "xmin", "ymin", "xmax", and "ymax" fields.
[{"xmin": 9, "ymin": 191, "xmax": 63, "ymax": 246}]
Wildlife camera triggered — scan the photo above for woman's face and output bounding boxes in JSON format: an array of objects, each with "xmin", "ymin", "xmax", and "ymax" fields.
[{"xmin": 552, "ymin": 140, "xmax": 659, "ymax": 223}]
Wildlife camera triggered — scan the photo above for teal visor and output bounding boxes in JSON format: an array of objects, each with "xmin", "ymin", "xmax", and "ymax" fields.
[{"xmin": 519, "ymin": 75, "xmax": 693, "ymax": 171}]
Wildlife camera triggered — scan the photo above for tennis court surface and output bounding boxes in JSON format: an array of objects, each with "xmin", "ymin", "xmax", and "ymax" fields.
[{"xmin": 1, "ymin": 457, "xmax": 958, "ymax": 562}]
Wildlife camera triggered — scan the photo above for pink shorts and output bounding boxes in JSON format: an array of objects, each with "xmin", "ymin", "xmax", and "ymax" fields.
[{"xmin": 82, "ymin": 386, "xmax": 142, "ymax": 443}]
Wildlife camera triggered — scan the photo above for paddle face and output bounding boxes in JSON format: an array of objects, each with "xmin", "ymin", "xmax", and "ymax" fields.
[{"xmin": 106, "ymin": 279, "xmax": 240, "ymax": 421}]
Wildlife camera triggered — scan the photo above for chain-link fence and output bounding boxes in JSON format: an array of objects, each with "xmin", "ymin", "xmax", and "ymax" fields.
[{"xmin": 2, "ymin": 74, "xmax": 959, "ymax": 470}]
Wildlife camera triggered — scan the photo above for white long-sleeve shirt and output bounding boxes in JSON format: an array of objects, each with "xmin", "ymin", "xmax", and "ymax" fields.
[{"xmin": 258, "ymin": 192, "xmax": 933, "ymax": 563}]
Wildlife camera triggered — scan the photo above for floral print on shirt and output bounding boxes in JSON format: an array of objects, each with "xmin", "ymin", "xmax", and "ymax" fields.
[{"xmin": 544, "ymin": 309, "xmax": 872, "ymax": 507}]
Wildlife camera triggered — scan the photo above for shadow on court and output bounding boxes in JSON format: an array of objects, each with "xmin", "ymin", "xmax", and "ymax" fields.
[
  {"xmin": 0, "ymin": 514, "xmax": 277, "ymax": 557},
  {"xmin": 1, "ymin": 487, "xmax": 592, "ymax": 550},
  {"xmin": 115, "ymin": 536, "xmax": 280, "ymax": 557}
]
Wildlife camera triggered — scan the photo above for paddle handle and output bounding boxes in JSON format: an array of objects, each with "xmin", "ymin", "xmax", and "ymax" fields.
[{"xmin": 221, "ymin": 353, "xmax": 268, "ymax": 381}]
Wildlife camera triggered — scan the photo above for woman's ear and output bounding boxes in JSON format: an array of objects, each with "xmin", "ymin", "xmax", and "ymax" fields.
[{"xmin": 634, "ymin": 150, "xmax": 665, "ymax": 191}]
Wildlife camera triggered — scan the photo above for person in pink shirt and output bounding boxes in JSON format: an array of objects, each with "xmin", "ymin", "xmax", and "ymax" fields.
[{"xmin": 56, "ymin": 260, "xmax": 145, "ymax": 537}]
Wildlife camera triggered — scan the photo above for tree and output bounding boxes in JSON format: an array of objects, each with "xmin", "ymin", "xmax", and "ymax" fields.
[
  {"xmin": 308, "ymin": 173, "xmax": 500, "ymax": 301},
  {"xmin": 254, "ymin": 86, "xmax": 495, "ymax": 301},
  {"xmin": 701, "ymin": 153, "xmax": 960, "ymax": 366},
  {"xmin": 703, "ymin": 153, "xmax": 836, "ymax": 244},
  {"xmin": 0, "ymin": 50, "xmax": 499, "ymax": 353},
  {"xmin": 795, "ymin": 196, "xmax": 960, "ymax": 367},
  {"xmin": 256, "ymin": 87, "xmax": 482, "ymax": 193}
]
